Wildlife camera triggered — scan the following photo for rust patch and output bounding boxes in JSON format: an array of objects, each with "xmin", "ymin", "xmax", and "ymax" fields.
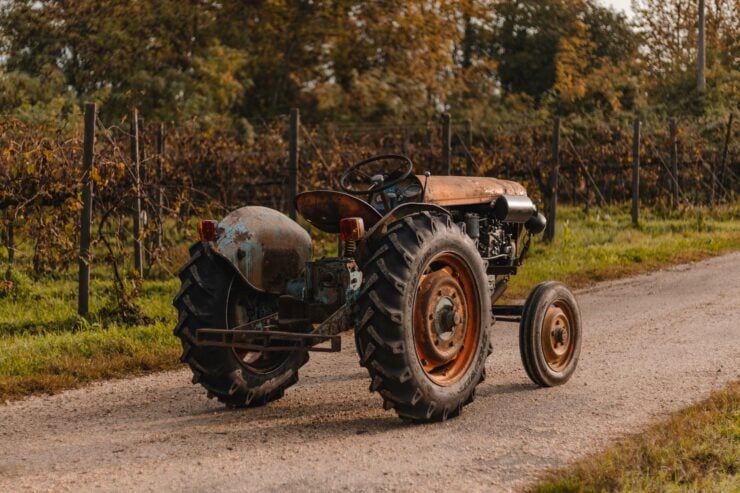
[
  {"xmin": 295, "ymin": 190, "xmax": 382, "ymax": 233},
  {"xmin": 420, "ymin": 175, "xmax": 527, "ymax": 206},
  {"xmin": 213, "ymin": 206, "xmax": 312, "ymax": 294}
]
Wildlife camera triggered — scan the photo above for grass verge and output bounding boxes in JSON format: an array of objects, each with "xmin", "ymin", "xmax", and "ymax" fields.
[
  {"xmin": 0, "ymin": 203, "xmax": 738, "ymax": 401},
  {"xmin": 505, "ymin": 204, "xmax": 740, "ymax": 299},
  {"xmin": 529, "ymin": 382, "xmax": 739, "ymax": 493}
]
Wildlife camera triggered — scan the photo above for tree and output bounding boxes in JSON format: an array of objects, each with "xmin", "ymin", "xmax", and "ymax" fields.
[
  {"xmin": 0, "ymin": 0, "xmax": 243, "ymax": 121},
  {"xmin": 471, "ymin": 0, "xmax": 637, "ymax": 114},
  {"xmin": 632, "ymin": 0, "xmax": 739, "ymax": 113}
]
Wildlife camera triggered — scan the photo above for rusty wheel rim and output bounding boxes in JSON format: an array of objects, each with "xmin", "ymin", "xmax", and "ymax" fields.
[
  {"xmin": 541, "ymin": 301, "xmax": 575, "ymax": 372},
  {"xmin": 413, "ymin": 252, "xmax": 480, "ymax": 386}
]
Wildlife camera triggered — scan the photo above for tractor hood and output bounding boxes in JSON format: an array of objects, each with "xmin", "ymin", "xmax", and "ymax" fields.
[{"xmin": 419, "ymin": 175, "xmax": 527, "ymax": 206}]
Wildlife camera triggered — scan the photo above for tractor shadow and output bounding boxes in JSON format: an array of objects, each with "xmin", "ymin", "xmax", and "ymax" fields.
[
  {"xmin": 162, "ymin": 381, "xmax": 538, "ymax": 445},
  {"xmin": 475, "ymin": 382, "xmax": 537, "ymax": 398},
  {"xmin": 165, "ymin": 394, "xmax": 409, "ymax": 444}
]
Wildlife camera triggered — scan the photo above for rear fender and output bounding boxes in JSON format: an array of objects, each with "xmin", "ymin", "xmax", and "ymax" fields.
[
  {"xmin": 355, "ymin": 202, "xmax": 450, "ymax": 266},
  {"xmin": 211, "ymin": 206, "xmax": 312, "ymax": 294}
]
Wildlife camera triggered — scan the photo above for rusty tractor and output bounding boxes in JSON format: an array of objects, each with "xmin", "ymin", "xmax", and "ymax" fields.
[{"xmin": 174, "ymin": 154, "xmax": 582, "ymax": 422}]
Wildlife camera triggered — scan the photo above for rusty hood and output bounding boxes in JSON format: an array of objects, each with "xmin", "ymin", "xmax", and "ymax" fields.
[{"xmin": 420, "ymin": 175, "xmax": 527, "ymax": 206}]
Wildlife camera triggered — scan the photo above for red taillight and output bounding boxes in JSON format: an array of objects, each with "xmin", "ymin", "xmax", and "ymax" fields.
[
  {"xmin": 339, "ymin": 217, "xmax": 365, "ymax": 241},
  {"xmin": 197, "ymin": 220, "xmax": 218, "ymax": 242}
]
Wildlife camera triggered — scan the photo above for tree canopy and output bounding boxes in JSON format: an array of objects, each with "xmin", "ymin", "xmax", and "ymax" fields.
[{"xmin": 0, "ymin": 0, "xmax": 736, "ymax": 124}]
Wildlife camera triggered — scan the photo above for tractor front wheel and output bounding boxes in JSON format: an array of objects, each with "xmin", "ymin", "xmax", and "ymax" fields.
[
  {"xmin": 355, "ymin": 212, "xmax": 492, "ymax": 422},
  {"xmin": 519, "ymin": 281, "xmax": 582, "ymax": 387}
]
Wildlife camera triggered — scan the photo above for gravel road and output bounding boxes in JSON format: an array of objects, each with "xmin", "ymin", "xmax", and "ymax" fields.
[{"xmin": 1, "ymin": 252, "xmax": 739, "ymax": 492}]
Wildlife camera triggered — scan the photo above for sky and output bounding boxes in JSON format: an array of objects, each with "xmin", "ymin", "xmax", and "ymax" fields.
[{"xmin": 600, "ymin": 0, "xmax": 633, "ymax": 16}]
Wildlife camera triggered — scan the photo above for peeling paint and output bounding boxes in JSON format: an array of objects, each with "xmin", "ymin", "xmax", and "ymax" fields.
[{"xmin": 212, "ymin": 206, "xmax": 312, "ymax": 294}]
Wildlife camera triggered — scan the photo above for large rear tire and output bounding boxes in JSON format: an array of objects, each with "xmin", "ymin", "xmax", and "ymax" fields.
[
  {"xmin": 355, "ymin": 212, "xmax": 492, "ymax": 422},
  {"xmin": 173, "ymin": 242, "xmax": 309, "ymax": 407}
]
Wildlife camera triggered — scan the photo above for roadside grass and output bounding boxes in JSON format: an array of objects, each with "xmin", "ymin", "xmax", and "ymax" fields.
[
  {"xmin": 0, "ymin": 203, "xmax": 738, "ymax": 401},
  {"xmin": 505, "ymin": 203, "xmax": 740, "ymax": 299},
  {"xmin": 529, "ymin": 382, "xmax": 740, "ymax": 493}
]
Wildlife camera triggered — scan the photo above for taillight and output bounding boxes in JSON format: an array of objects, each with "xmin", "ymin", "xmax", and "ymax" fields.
[
  {"xmin": 339, "ymin": 217, "xmax": 365, "ymax": 241},
  {"xmin": 197, "ymin": 220, "xmax": 218, "ymax": 242}
]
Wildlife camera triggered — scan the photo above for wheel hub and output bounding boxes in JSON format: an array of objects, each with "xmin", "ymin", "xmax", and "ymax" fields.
[
  {"xmin": 415, "ymin": 268, "xmax": 467, "ymax": 366},
  {"xmin": 542, "ymin": 305, "xmax": 573, "ymax": 371}
]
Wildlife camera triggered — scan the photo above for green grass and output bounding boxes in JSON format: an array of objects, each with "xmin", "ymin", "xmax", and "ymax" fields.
[
  {"xmin": 506, "ymin": 204, "xmax": 740, "ymax": 299},
  {"xmin": 0, "ymin": 203, "xmax": 738, "ymax": 401},
  {"xmin": 0, "ymin": 274, "xmax": 180, "ymax": 400},
  {"xmin": 529, "ymin": 382, "xmax": 739, "ymax": 493}
]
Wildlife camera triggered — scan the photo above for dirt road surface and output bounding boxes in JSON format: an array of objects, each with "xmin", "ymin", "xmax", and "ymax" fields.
[{"xmin": 1, "ymin": 252, "xmax": 739, "ymax": 492}]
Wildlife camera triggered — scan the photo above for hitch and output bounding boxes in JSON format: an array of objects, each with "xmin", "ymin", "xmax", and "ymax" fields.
[
  {"xmin": 194, "ymin": 303, "xmax": 354, "ymax": 353},
  {"xmin": 196, "ymin": 327, "xmax": 341, "ymax": 352}
]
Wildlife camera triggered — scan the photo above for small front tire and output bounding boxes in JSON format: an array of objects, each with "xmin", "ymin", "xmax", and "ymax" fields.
[{"xmin": 519, "ymin": 281, "xmax": 582, "ymax": 387}]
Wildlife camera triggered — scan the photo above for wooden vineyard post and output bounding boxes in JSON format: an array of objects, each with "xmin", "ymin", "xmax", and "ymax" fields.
[
  {"xmin": 442, "ymin": 113, "xmax": 452, "ymax": 175},
  {"xmin": 544, "ymin": 117, "xmax": 560, "ymax": 243},
  {"xmin": 155, "ymin": 124, "xmax": 165, "ymax": 249},
  {"xmin": 718, "ymin": 113, "xmax": 733, "ymax": 201},
  {"xmin": 670, "ymin": 119, "xmax": 679, "ymax": 208},
  {"xmin": 78, "ymin": 102, "xmax": 96, "ymax": 316},
  {"xmin": 464, "ymin": 119, "xmax": 474, "ymax": 175},
  {"xmin": 130, "ymin": 108, "xmax": 144, "ymax": 277},
  {"xmin": 631, "ymin": 118, "xmax": 641, "ymax": 228},
  {"xmin": 288, "ymin": 108, "xmax": 299, "ymax": 220}
]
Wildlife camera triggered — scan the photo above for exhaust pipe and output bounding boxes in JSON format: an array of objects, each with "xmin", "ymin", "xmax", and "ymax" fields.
[{"xmin": 491, "ymin": 195, "xmax": 536, "ymax": 223}]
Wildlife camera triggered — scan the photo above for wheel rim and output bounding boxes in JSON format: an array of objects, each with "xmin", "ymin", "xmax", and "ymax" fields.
[
  {"xmin": 541, "ymin": 301, "xmax": 576, "ymax": 372},
  {"xmin": 413, "ymin": 252, "xmax": 480, "ymax": 386},
  {"xmin": 226, "ymin": 276, "xmax": 289, "ymax": 373}
]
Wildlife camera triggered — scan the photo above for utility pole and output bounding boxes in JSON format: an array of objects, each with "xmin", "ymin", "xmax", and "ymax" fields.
[{"xmin": 697, "ymin": 0, "xmax": 706, "ymax": 93}]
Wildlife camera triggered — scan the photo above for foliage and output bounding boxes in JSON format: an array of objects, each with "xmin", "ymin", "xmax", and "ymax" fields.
[
  {"xmin": 633, "ymin": 0, "xmax": 740, "ymax": 115},
  {"xmin": 1, "ymin": 0, "xmax": 734, "ymax": 124}
]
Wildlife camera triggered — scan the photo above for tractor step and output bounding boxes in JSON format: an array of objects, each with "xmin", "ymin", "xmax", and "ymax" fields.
[{"xmin": 195, "ymin": 326, "xmax": 341, "ymax": 353}]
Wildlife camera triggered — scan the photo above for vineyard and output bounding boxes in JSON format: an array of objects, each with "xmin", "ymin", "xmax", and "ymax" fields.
[
  {"xmin": 0, "ymin": 106, "xmax": 738, "ymax": 399},
  {"xmin": 0, "ymin": 108, "xmax": 736, "ymax": 293}
]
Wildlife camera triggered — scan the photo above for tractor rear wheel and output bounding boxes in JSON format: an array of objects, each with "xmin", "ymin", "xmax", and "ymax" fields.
[
  {"xmin": 355, "ymin": 212, "xmax": 492, "ymax": 422},
  {"xmin": 519, "ymin": 281, "xmax": 581, "ymax": 387},
  {"xmin": 173, "ymin": 242, "xmax": 309, "ymax": 407}
]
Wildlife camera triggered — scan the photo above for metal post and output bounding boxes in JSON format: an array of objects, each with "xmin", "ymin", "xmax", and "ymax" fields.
[
  {"xmin": 718, "ymin": 113, "xmax": 733, "ymax": 200},
  {"xmin": 697, "ymin": 0, "xmax": 706, "ymax": 93},
  {"xmin": 78, "ymin": 102, "xmax": 95, "ymax": 316},
  {"xmin": 631, "ymin": 118, "xmax": 641, "ymax": 228},
  {"xmin": 544, "ymin": 117, "xmax": 560, "ymax": 243},
  {"xmin": 288, "ymin": 108, "xmax": 299, "ymax": 220},
  {"xmin": 442, "ymin": 113, "xmax": 452, "ymax": 175},
  {"xmin": 130, "ymin": 108, "xmax": 143, "ymax": 277},
  {"xmin": 670, "ymin": 119, "xmax": 679, "ymax": 207},
  {"xmin": 155, "ymin": 124, "xmax": 165, "ymax": 249},
  {"xmin": 464, "ymin": 119, "xmax": 473, "ymax": 175},
  {"xmin": 138, "ymin": 118, "xmax": 146, "ymax": 183}
]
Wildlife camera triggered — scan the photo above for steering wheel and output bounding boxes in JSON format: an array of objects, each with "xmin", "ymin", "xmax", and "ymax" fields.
[{"xmin": 339, "ymin": 154, "xmax": 413, "ymax": 196}]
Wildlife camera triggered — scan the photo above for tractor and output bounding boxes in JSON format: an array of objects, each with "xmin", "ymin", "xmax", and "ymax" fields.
[{"xmin": 173, "ymin": 154, "xmax": 582, "ymax": 422}]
